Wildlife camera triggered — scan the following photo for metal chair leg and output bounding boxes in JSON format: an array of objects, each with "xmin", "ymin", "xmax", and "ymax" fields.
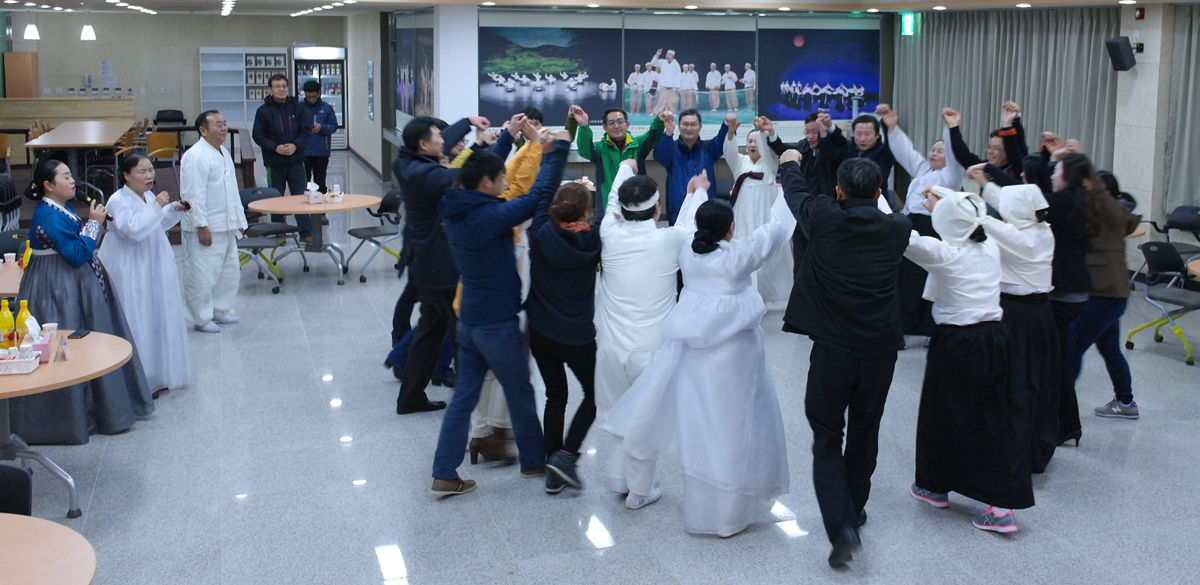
[
  {"xmin": 1169, "ymin": 324, "xmax": 1195, "ymax": 365},
  {"xmin": 15, "ymin": 448, "xmax": 81, "ymax": 518}
]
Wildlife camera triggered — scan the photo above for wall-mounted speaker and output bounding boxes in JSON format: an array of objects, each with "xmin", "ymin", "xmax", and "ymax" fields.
[{"xmin": 1106, "ymin": 36, "xmax": 1137, "ymax": 71}]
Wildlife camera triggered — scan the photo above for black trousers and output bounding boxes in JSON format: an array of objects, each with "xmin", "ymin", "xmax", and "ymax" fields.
[
  {"xmin": 1051, "ymin": 299, "xmax": 1086, "ymax": 440},
  {"xmin": 267, "ymin": 163, "xmax": 311, "ymax": 236},
  {"xmin": 900, "ymin": 214, "xmax": 938, "ymax": 336},
  {"xmin": 397, "ymin": 288, "xmax": 456, "ymax": 408},
  {"xmin": 304, "ymin": 155, "xmax": 330, "ymax": 194},
  {"xmin": 805, "ymin": 341, "xmax": 896, "ymax": 544},
  {"xmin": 529, "ymin": 327, "xmax": 597, "ymax": 456},
  {"xmin": 391, "ymin": 280, "xmax": 420, "ymax": 345}
]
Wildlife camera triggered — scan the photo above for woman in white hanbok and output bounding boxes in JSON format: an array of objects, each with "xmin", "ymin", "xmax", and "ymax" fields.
[
  {"xmin": 98, "ymin": 154, "xmax": 193, "ymax": 395},
  {"xmin": 608, "ymin": 179, "xmax": 796, "ymax": 537},
  {"xmin": 723, "ymin": 116, "xmax": 790, "ymax": 304}
]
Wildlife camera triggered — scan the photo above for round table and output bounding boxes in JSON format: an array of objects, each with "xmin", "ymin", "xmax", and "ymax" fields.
[
  {"xmin": 1189, "ymin": 259, "xmax": 1199, "ymax": 278},
  {"xmin": 1, "ymin": 330, "xmax": 132, "ymax": 518},
  {"xmin": 1125, "ymin": 224, "xmax": 1147, "ymax": 240},
  {"xmin": 0, "ymin": 513, "xmax": 96, "ymax": 585},
  {"xmin": 246, "ymin": 194, "xmax": 381, "ymax": 285},
  {"xmin": 0, "ymin": 266, "xmax": 22, "ymax": 297}
]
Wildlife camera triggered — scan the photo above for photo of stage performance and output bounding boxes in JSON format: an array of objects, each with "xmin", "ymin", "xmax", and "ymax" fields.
[{"xmin": 757, "ymin": 28, "xmax": 881, "ymax": 122}]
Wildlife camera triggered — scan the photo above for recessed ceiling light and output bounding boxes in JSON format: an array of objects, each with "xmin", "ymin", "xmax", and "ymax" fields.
[
  {"xmin": 115, "ymin": 2, "xmax": 126, "ymax": 5},
  {"xmin": 778, "ymin": 6, "xmax": 790, "ymax": 10},
  {"xmin": 39, "ymin": 4, "xmax": 48, "ymax": 7},
  {"xmin": 933, "ymin": 5, "xmax": 946, "ymax": 9},
  {"xmin": 23, "ymin": 2, "xmax": 34, "ymax": 5},
  {"xmin": 1016, "ymin": 2, "xmax": 1031, "ymax": 6},
  {"xmin": 352, "ymin": 479, "xmax": 366, "ymax": 486},
  {"xmin": 586, "ymin": 3, "xmax": 599, "ymax": 6},
  {"xmin": 1118, "ymin": 0, "xmax": 1135, "ymax": 3},
  {"xmin": 53, "ymin": 5, "xmax": 61, "ymax": 9},
  {"xmin": 322, "ymin": 4, "xmax": 333, "ymax": 8},
  {"xmin": 343, "ymin": 0, "xmax": 356, "ymax": 3},
  {"xmin": 481, "ymin": 1, "xmax": 494, "ymax": 4},
  {"xmin": 329, "ymin": 398, "xmax": 342, "ymax": 407},
  {"xmin": 684, "ymin": 4, "xmax": 696, "ymax": 8},
  {"xmin": 3, "ymin": 1, "xmax": 17, "ymax": 4},
  {"xmin": 331, "ymin": 2, "xmax": 343, "ymax": 5},
  {"xmin": 866, "ymin": 8, "xmax": 879, "ymax": 12},
  {"xmin": 340, "ymin": 436, "xmax": 352, "ymax": 443}
]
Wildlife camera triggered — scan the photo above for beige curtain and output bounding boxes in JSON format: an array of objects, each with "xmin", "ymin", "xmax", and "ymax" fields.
[
  {"xmin": 892, "ymin": 8, "xmax": 1119, "ymax": 171},
  {"xmin": 1164, "ymin": 5, "xmax": 1200, "ymax": 210}
]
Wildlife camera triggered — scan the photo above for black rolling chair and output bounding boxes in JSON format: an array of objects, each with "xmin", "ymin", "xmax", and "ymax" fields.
[
  {"xmin": 240, "ymin": 187, "xmax": 308, "ymax": 279},
  {"xmin": 0, "ymin": 178, "xmax": 20, "ymax": 232},
  {"xmin": 153, "ymin": 109, "xmax": 187, "ymax": 126},
  {"xmin": 346, "ymin": 189, "xmax": 403, "ymax": 283},
  {"xmin": 1147, "ymin": 206, "xmax": 1200, "ymax": 257},
  {"xmin": 1125, "ymin": 241, "xmax": 1200, "ymax": 366}
]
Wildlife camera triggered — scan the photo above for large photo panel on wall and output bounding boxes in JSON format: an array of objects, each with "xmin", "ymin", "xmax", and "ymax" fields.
[
  {"xmin": 478, "ymin": 26, "xmax": 623, "ymax": 126},
  {"xmin": 623, "ymin": 15, "xmax": 757, "ymax": 134},
  {"xmin": 757, "ymin": 25, "xmax": 881, "ymax": 131}
]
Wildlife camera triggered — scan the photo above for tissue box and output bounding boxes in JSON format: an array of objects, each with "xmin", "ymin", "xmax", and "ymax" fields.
[
  {"xmin": 34, "ymin": 334, "xmax": 54, "ymax": 362},
  {"xmin": 305, "ymin": 192, "xmax": 325, "ymax": 204}
]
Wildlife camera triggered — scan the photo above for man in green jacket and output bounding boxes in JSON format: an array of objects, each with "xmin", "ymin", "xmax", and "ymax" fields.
[{"xmin": 566, "ymin": 104, "xmax": 664, "ymax": 220}]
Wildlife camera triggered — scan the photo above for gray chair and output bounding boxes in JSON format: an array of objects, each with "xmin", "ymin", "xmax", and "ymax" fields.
[
  {"xmin": 346, "ymin": 189, "xmax": 403, "ymax": 283},
  {"xmin": 240, "ymin": 187, "xmax": 308, "ymax": 277},
  {"xmin": 1125, "ymin": 241, "xmax": 1200, "ymax": 366}
]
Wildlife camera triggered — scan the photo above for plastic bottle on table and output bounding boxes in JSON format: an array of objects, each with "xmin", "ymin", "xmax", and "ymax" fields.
[
  {"xmin": 0, "ymin": 300, "xmax": 13, "ymax": 349},
  {"xmin": 15, "ymin": 300, "xmax": 32, "ymax": 341}
]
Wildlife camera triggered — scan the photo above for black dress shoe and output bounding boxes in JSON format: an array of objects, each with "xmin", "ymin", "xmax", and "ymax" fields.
[
  {"xmin": 397, "ymin": 400, "xmax": 447, "ymax": 415},
  {"xmin": 828, "ymin": 526, "xmax": 862, "ymax": 568},
  {"xmin": 432, "ymin": 374, "xmax": 455, "ymax": 388},
  {"xmin": 857, "ymin": 509, "xmax": 868, "ymax": 528}
]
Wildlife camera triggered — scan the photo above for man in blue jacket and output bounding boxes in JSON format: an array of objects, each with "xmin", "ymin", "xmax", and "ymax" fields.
[
  {"xmin": 429, "ymin": 133, "xmax": 571, "ymax": 496},
  {"xmin": 252, "ymin": 74, "xmax": 313, "ymax": 240},
  {"xmin": 299, "ymin": 79, "xmax": 338, "ymax": 194},
  {"xmin": 653, "ymin": 109, "xmax": 730, "ymax": 224}
]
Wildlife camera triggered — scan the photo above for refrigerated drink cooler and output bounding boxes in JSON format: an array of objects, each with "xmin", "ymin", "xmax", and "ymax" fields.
[{"xmin": 293, "ymin": 46, "xmax": 348, "ymax": 150}]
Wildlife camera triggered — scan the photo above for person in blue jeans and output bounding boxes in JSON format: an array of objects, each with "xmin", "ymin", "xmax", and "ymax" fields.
[
  {"xmin": 1053, "ymin": 155, "xmax": 1141, "ymax": 420},
  {"xmin": 429, "ymin": 133, "xmax": 571, "ymax": 496}
]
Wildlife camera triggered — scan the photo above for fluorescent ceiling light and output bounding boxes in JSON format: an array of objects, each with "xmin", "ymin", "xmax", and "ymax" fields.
[
  {"xmin": 587, "ymin": 3, "xmax": 599, "ymax": 6},
  {"xmin": 1118, "ymin": 0, "xmax": 1135, "ymax": 3},
  {"xmin": 23, "ymin": 23, "xmax": 39, "ymax": 40},
  {"xmin": 53, "ymin": 6, "xmax": 62, "ymax": 9},
  {"xmin": 322, "ymin": 4, "xmax": 333, "ymax": 8},
  {"xmin": 778, "ymin": 6, "xmax": 790, "ymax": 10},
  {"xmin": 3, "ymin": 1, "xmax": 18, "ymax": 4},
  {"xmin": 1016, "ymin": 2, "xmax": 1031, "ymax": 6},
  {"xmin": 481, "ymin": 1, "xmax": 495, "ymax": 4}
]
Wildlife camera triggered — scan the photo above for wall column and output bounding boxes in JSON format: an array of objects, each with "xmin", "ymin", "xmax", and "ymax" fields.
[{"xmin": 433, "ymin": 4, "xmax": 478, "ymax": 123}]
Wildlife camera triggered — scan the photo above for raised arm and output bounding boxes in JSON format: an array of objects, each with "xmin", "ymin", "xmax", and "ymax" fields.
[
  {"xmin": 886, "ymin": 124, "xmax": 928, "ymax": 178},
  {"xmin": 527, "ymin": 137, "xmax": 571, "ymax": 237},
  {"xmin": 602, "ymin": 160, "xmax": 637, "ymax": 226},
  {"xmin": 672, "ymin": 171, "xmax": 711, "ymax": 236},
  {"xmin": 723, "ymin": 127, "xmax": 744, "ymax": 177},
  {"xmin": 484, "ymin": 138, "xmax": 569, "ymax": 236}
]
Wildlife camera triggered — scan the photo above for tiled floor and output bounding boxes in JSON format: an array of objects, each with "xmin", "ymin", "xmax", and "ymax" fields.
[{"xmin": 11, "ymin": 151, "xmax": 1200, "ymax": 584}]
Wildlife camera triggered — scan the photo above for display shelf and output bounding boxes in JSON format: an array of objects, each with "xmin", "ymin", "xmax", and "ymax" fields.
[{"xmin": 200, "ymin": 46, "xmax": 287, "ymax": 128}]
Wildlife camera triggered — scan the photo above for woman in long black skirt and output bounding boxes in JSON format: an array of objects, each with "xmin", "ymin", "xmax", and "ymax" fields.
[
  {"xmin": 903, "ymin": 187, "xmax": 1033, "ymax": 534},
  {"xmin": 970, "ymin": 165, "xmax": 1061, "ymax": 473}
]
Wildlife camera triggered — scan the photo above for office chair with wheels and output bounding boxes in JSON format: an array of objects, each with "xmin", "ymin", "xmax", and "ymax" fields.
[
  {"xmin": 1125, "ymin": 241, "xmax": 1200, "ymax": 366},
  {"xmin": 240, "ymin": 188, "xmax": 308, "ymax": 280},
  {"xmin": 346, "ymin": 189, "xmax": 403, "ymax": 283}
]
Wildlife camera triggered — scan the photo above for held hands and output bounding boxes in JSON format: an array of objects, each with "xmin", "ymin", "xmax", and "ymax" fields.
[
  {"xmin": 508, "ymin": 113, "xmax": 527, "ymax": 137},
  {"xmin": 875, "ymin": 104, "xmax": 898, "ymax": 130},
  {"xmin": 921, "ymin": 187, "xmax": 940, "ymax": 213},
  {"xmin": 1001, "ymin": 101, "xmax": 1021, "ymax": 127},
  {"xmin": 942, "ymin": 107, "xmax": 962, "ymax": 129},
  {"xmin": 521, "ymin": 119, "xmax": 541, "ymax": 143},
  {"xmin": 1040, "ymin": 132, "xmax": 1064, "ymax": 154},
  {"xmin": 468, "ymin": 116, "xmax": 491, "ymax": 131},
  {"xmin": 1051, "ymin": 138, "xmax": 1082, "ymax": 161},
  {"xmin": 816, "ymin": 112, "xmax": 833, "ymax": 133},
  {"xmin": 569, "ymin": 105, "xmax": 589, "ymax": 126},
  {"xmin": 966, "ymin": 163, "xmax": 989, "ymax": 186},
  {"xmin": 155, "ymin": 191, "xmax": 171, "ymax": 208},
  {"xmin": 619, "ymin": 158, "xmax": 639, "ymax": 174},
  {"xmin": 659, "ymin": 110, "xmax": 676, "ymax": 135},
  {"xmin": 779, "ymin": 149, "xmax": 802, "ymax": 165},
  {"xmin": 726, "ymin": 114, "xmax": 740, "ymax": 137},
  {"xmin": 551, "ymin": 128, "xmax": 570, "ymax": 142},
  {"xmin": 687, "ymin": 169, "xmax": 710, "ymax": 195},
  {"xmin": 88, "ymin": 200, "xmax": 108, "ymax": 223},
  {"xmin": 275, "ymin": 144, "xmax": 296, "ymax": 156},
  {"xmin": 754, "ymin": 116, "xmax": 775, "ymax": 136}
]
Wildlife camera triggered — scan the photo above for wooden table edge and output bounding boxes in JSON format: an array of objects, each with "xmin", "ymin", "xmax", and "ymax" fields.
[
  {"xmin": 0, "ymin": 513, "xmax": 97, "ymax": 585},
  {"xmin": 246, "ymin": 194, "xmax": 381, "ymax": 215},
  {"xmin": 0, "ymin": 330, "xmax": 132, "ymax": 399}
]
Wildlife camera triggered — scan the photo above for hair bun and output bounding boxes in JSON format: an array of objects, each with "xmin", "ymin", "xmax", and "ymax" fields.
[{"xmin": 691, "ymin": 228, "xmax": 720, "ymax": 254}]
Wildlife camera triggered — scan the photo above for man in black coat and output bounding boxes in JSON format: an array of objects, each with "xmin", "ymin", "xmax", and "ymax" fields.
[
  {"xmin": 780, "ymin": 154, "xmax": 911, "ymax": 568},
  {"xmin": 767, "ymin": 112, "xmax": 848, "ymax": 273},
  {"xmin": 252, "ymin": 74, "xmax": 313, "ymax": 239}
]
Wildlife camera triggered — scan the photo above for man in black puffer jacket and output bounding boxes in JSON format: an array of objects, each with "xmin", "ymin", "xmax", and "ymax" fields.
[{"xmin": 252, "ymin": 74, "xmax": 313, "ymax": 239}]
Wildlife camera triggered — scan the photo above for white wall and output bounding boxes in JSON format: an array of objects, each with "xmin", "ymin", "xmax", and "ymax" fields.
[
  {"xmin": 433, "ymin": 4, "xmax": 478, "ymax": 123},
  {"xmin": 346, "ymin": 12, "xmax": 383, "ymax": 174},
  {"xmin": 8, "ymin": 12, "xmax": 345, "ymax": 123}
]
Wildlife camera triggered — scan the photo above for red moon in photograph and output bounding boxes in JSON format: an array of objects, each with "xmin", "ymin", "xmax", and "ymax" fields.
[{"xmin": 794, "ymin": 35, "xmax": 805, "ymax": 47}]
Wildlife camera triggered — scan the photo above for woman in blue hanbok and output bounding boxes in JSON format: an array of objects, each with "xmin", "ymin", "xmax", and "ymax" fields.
[{"xmin": 10, "ymin": 160, "xmax": 153, "ymax": 445}]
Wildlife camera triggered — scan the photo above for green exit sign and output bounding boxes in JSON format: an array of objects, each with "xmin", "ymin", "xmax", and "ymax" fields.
[{"xmin": 902, "ymin": 13, "xmax": 915, "ymax": 35}]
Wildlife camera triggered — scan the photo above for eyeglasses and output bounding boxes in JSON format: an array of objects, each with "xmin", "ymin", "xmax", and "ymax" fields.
[{"xmin": 604, "ymin": 119, "xmax": 627, "ymax": 127}]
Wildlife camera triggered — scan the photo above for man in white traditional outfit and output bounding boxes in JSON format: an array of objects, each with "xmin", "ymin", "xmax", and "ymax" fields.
[
  {"xmin": 705, "ymin": 63, "xmax": 722, "ymax": 112},
  {"xmin": 626, "ymin": 64, "xmax": 644, "ymax": 114},
  {"xmin": 740, "ymin": 63, "xmax": 757, "ymax": 110},
  {"xmin": 723, "ymin": 116, "xmax": 789, "ymax": 303},
  {"xmin": 594, "ymin": 159, "xmax": 706, "ymax": 510},
  {"xmin": 180, "ymin": 110, "xmax": 248, "ymax": 333},
  {"xmin": 721, "ymin": 65, "xmax": 740, "ymax": 111},
  {"xmin": 649, "ymin": 49, "xmax": 682, "ymax": 115}
]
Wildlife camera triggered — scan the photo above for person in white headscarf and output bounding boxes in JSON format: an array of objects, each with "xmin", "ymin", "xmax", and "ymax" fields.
[
  {"xmin": 903, "ymin": 186, "xmax": 1033, "ymax": 535},
  {"xmin": 723, "ymin": 116, "xmax": 789, "ymax": 303},
  {"xmin": 969, "ymin": 166, "xmax": 1060, "ymax": 474}
]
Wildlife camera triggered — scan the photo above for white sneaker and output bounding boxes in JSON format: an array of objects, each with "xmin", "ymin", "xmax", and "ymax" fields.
[
  {"xmin": 625, "ymin": 482, "xmax": 662, "ymax": 510},
  {"xmin": 212, "ymin": 312, "xmax": 239, "ymax": 325},
  {"xmin": 194, "ymin": 321, "xmax": 221, "ymax": 333}
]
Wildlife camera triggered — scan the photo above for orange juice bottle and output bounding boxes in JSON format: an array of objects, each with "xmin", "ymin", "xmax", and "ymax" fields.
[
  {"xmin": 15, "ymin": 300, "xmax": 32, "ymax": 341},
  {"xmin": 0, "ymin": 300, "xmax": 13, "ymax": 349}
]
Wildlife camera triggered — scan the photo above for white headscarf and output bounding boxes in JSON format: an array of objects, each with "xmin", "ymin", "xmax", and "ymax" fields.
[
  {"xmin": 929, "ymin": 186, "xmax": 986, "ymax": 249},
  {"xmin": 997, "ymin": 184, "xmax": 1050, "ymax": 231}
]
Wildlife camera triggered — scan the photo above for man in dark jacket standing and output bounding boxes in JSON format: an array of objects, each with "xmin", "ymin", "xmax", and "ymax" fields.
[
  {"xmin": 429, "ymin": 136, "xmax": 569, "ymax": 496},
  {"xmin": 391, "ymin": 114, "xmax": 491, "ymax": 415},
  {"xmin": 252, "ymin": 74, "xmax": 313, "ymax": 239},
  {"xmin": 299, "ymin": 79, "xmax": 339, "ymax": 194},
  {"xmin": 780, "ymin": 154, "xmax": 911, "ymax": 568}
]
